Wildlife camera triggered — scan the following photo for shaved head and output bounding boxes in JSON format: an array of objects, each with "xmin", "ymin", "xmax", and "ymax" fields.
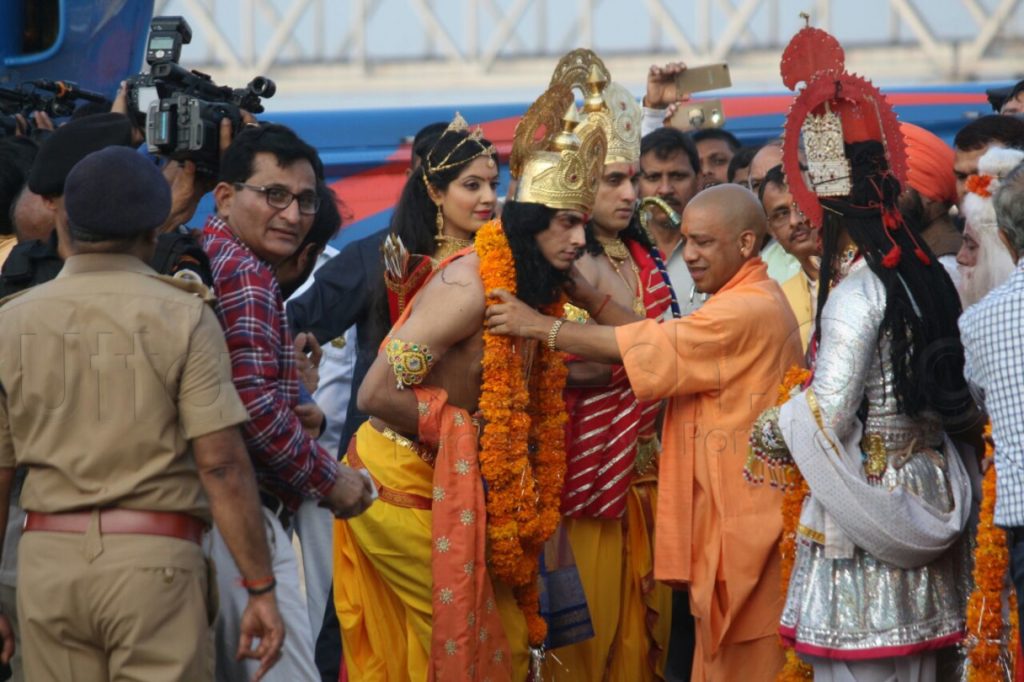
[
  {"xmin": 681, "ymin": 184, "xmax": 763, "ymax": 293},
  {"xmin": 747, "ymin": 141, "xmax": 784, "ymax": 199},
  {"xmin": 688, "ymin": 183, "xmax": 766, "ymax": 240}
]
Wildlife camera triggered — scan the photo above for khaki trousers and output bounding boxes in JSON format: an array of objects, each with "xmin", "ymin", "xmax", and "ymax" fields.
[{"xmin": 18, "ymin": 524, "xmax": 213, "ymax": 682}]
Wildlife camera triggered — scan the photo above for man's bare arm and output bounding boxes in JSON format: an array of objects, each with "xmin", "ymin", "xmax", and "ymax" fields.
[
  {"xmin": 358, "ymin": 257, "xmax": 486, "ymax": 433},
  {"xmin": 486, "ymin": 289, "xmax": 622, "ymax": 364},
  {"xmin": 193, "ymin": 426, "xmax": 272, "ymax": 580},
  {"xmin": 567, "ymin": 263, "xmax": 646, "ymax": 327},
  {"xmin": 567, "ymin": 362, "xmax": 613, "ymax": 387},
  {"xmin": 193, "ymin": 426, "xmax": 283, "ymax": 679}
]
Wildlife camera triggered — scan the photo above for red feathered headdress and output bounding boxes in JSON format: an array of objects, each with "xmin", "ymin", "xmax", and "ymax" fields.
[{"xmin": 780, "ymin": 20, "xmax": 926, "ymax": 267}]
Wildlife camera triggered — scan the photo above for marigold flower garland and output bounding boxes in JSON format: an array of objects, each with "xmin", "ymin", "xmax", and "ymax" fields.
[
  {"xmin": 966, "ymin": 422, "xmax": 1020, "ymax": 681},
  {"xmin": 775, "ymin": 366, "xmax": 814, "ymax": 682},
  {"xmin": 476, "ymin": 219, "xmax": 569, "ymax": 647}
]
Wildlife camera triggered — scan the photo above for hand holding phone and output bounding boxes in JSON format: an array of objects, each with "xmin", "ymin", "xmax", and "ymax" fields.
[
  {"xmin": 667, "ymin": 99, "xmax": 726, "ymax": 132},
  {"xmin": 673, "ymin": 64, "xmax": 732, "ymax": 96}
]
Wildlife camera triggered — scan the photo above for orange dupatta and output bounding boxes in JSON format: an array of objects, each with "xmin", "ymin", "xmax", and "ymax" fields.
[{"xmin": 415, "ymin": 385, "xmax": 512, "ymax": 680}]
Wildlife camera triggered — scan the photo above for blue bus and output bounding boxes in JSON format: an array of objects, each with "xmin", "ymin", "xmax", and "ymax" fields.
[{"xmin": 0, "ymin": 0, "xmax": 1001, "ymax": 248}]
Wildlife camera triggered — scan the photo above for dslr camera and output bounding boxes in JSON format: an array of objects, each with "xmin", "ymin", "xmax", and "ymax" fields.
[
  {"xmin": 125, "ymin": 16, "xmax": 276, "ymax": 175},
  {"xmin": 0, "ymin": 80, "xmax": 107, "ymax": 137}
]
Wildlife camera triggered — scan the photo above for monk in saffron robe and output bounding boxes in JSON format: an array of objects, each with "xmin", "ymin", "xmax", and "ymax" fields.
[{"xmin": 487, "ymin": 184, "xmax": 804, "ymax": 681}]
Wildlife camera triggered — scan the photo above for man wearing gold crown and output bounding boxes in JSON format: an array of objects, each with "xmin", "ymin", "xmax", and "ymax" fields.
[
  {"xmin": 488, "ymin": 181, "xmax": 803, "ymax": 680},
  {"xmin": 333, "ymin": 84, "xmax": 606, "ymax": 681},
  {"xmin": 744, "ymin": 24, "xmax": 973, "ymax": 680},
  {"xmin": 539, "ymin": 49, "xmax": 675, "ymax": 681}
]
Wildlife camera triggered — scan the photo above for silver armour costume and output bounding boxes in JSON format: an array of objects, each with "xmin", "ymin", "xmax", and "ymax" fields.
[{"xmin": 778, "ymin": 258, "xmax": 967, "ymax": 659}]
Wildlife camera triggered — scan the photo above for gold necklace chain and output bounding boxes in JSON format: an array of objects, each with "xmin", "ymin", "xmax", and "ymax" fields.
[
  {"xmin": 599, "ymin": 238, "xmax": 645, "ymax": 317},
  {"xmin": 434, "ymin": 234, "xmax": 473, "ymax": 261}
]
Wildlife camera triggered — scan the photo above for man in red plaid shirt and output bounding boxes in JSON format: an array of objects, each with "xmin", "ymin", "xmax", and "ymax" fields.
[{"xmin": 202, "ymin": 123, "xmax": 375, "ymax": 681}]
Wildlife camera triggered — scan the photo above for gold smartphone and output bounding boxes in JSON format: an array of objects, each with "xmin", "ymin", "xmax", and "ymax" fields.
[
  {"xmin": 668, "ymin": 99, "xmax": 726, "ymax": 131},
  {"xmin": 673, "ymin": 63, "xmax": 732, "ymax": 94}
]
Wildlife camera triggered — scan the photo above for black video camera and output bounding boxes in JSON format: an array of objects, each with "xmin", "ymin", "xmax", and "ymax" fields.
[
  {"xmin": 125, "ymin": 16, "xmax": 276, "ymax": 176},
  {"xmin": 0, "ymin": 79, "xmax": 107, "ymax": 137}
]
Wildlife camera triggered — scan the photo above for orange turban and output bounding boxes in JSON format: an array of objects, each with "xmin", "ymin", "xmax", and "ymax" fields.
[{"xmin": 900, "ymin": 122, "xmax": 956, "ymax": 205}]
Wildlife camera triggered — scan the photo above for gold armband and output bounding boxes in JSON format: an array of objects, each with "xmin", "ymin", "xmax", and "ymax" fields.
[
  {"xmin": 562, "ymin": 302, "xmax": 589, "ymax": 323},
  {"xmin": 384, "ymin": 338, "xmax": 435, "ymax": 390}
]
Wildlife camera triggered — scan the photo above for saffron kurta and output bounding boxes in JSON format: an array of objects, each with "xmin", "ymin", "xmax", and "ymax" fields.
[{"xmin": 614, "ymin": 258, "xmax": 804, "ymax": 680}]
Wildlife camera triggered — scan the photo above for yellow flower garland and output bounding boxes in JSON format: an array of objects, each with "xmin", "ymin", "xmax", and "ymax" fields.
[
  {"xmin": 966, "ymin": 422, "xmax": 1020, "ymax": 681},
  {"xmin": 475, "ymin": 219, "xmax": 569, "ymax": 647},
  {"xmin": 774, "ymin": 366, "xmax": 815, "ymax": 682}
]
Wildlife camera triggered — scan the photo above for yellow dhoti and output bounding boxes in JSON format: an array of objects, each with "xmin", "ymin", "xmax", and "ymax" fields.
[
  {"xmin": 543, "ymin": 477, "xmax": 671, "ymax": 681},
  {"xmin": 334, "ymin": 421, "xmax": 529, "ymax": 681}
]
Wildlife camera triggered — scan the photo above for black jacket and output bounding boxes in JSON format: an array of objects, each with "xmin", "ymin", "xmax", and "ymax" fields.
[{"xmin": 286, "ymin": 229, "xmax": 388, "ymax": 456}]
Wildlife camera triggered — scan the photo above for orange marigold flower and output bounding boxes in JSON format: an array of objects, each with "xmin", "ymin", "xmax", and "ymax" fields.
[{"xmin": 966, "ymin": 173, "xmax": 994, "ymax": 198}]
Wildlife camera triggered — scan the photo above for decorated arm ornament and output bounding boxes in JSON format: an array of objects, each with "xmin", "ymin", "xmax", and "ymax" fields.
[
  {"xmin": 744, "ymin": 365, "xmax": 813, "ymax": 489},
  {"xmin": 744, "ymin": 406, "xmax": 801, "ymax": 490},
  {"xmin": 384, "ymin": 337, "xmax": 435, "ymax": 390}
]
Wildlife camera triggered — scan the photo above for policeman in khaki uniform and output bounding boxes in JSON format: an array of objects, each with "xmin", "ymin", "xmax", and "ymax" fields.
[{"xmin": 0, "ymin": 147, "xmax": 286, "ymax": 681}]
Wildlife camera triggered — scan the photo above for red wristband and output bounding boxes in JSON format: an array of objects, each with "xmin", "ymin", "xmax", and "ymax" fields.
[
  {"xmin": 239, "ymin": 575, "xmax": 276, "ymax": 595},
  {"xmin": 593, "ymin": 293, "xmax": 613, "ymax": 319}
]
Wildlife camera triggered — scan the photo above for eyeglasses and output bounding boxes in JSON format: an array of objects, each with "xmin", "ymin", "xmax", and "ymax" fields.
[
  {"xmin": 767, "ymin": 203, "xmax": 806, "ymax": 229},
  {"xmin": 233, "ymin": 183, "xmax": 320, "ymax": 215}
]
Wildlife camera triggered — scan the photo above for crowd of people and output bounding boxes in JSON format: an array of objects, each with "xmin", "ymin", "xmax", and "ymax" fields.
[{"xmin": 2, "ymin": 20, "xmax": 1024, "ymax": 682}]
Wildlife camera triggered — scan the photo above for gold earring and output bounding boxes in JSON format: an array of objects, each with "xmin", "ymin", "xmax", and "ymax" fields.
[{"xmin": 435, "ymin": 204, "xmax": 444, "ymax": 237}]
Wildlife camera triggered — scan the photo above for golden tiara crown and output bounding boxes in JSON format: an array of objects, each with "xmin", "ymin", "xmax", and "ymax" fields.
[
  {"xmin": 550, "ymin": 52, "xmax": 640, "ymax": 166},
  {"xmin": 424, "ymin": 112, "xmax": 497, "ymax": 177},
  {"xmin": 511, "ymin": 84, "xmax": 607, "ymax": 213}
]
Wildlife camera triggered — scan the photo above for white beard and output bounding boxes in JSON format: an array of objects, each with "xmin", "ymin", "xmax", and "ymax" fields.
[{"xmin": 957, "ymin": 231, "xmax": 1016, "ymax": 309}]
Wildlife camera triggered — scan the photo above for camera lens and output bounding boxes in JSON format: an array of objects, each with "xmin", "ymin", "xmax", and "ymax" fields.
[{"xmin": 249, "ymin": 77, "xmax": 276, "ymax": 98}]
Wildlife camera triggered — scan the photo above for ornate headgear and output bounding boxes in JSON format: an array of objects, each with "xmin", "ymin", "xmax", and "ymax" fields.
[
  {"xmin": 423, "ymin": 112, "xmax": 497, "ymax": 178},
  {"xmin": 780, "ymin": 21, "xmax": 908, "ymax": 227},
  {"xmin": 963, "ymin": 146, "xmax": 1024, "ymax": 228},
  {"xmin": 781, "ymin": 18, "xmax": 925, "ymax": 267},
  {"xmin": 511, "ymin": 84, "xmax": 607, "ymax": 213},
  {"xmin": 549, "ymin": 51, "xmax": 641, "ymax": 166}
]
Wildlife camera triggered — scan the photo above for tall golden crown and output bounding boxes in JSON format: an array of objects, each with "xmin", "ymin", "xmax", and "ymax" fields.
[
  {"xmin": 511, "ymin": 84, "xmax": 607, "ymax": 213},
  {"xmin": 573, "ymin": 66, "xmax": 641, "ymax": 166},
  {"xmin": 548, "ymin": 49, "xmax": 610, "ymax": 92}
]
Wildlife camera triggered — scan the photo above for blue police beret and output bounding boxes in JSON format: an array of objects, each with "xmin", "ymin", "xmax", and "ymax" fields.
[{"xmin": 64, "ymin": 147, "xmax": 171, "ymax": 238}]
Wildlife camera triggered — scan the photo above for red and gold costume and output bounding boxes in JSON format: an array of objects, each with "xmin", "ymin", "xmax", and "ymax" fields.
[{"xmin": 543, "ymin": 50, "xmax": 674, "ymax": 682}]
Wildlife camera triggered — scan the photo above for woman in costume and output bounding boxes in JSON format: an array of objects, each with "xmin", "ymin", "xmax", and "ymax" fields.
[
  {"xmin": 748, "ymin": 24, "xmax": 975, "ymax": 680},
  {"xmin": 372, "ymin": 116, "xmax": 500, "ymax": 334}
]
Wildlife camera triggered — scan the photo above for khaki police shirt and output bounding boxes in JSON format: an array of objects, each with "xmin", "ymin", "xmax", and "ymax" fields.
[{"xmin": 0, "ymin": 253, "xmax": 249, "ymax": 521}]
